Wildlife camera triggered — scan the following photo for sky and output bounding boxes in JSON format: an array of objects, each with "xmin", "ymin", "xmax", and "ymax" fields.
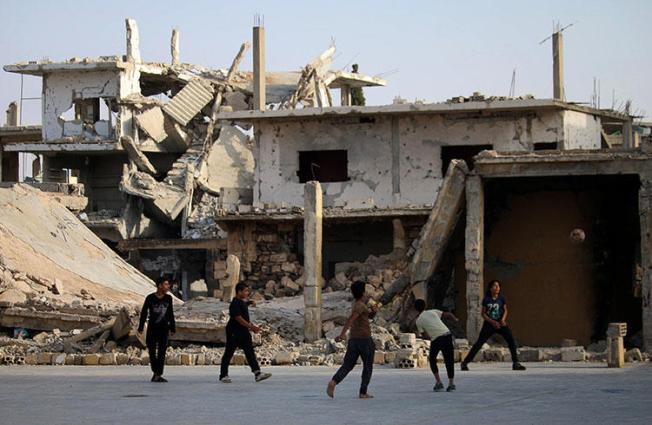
[{"xmin": 1, "ymin": 0, "xmax": 651, "ymax": 126}]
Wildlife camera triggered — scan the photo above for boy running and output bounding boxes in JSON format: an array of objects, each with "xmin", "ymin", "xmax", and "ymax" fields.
[
  {"xmin": 327, "ymin": 281, "xmax": 379, "ymax": 399},
  {"xmin": 219, "ymin": 283, "xmax": 271, "ymax": 383}
]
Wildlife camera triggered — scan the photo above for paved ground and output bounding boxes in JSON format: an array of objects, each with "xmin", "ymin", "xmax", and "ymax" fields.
[{"xmin": 0, "ymin": 363, "xmax": 650, "ymax": 425}]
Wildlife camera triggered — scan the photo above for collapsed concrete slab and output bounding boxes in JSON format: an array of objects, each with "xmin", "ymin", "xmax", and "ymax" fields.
[
  {"xmin": 163, "ymin": 78, "xmax": 215, "ymax": 126},
  {"xmin": 0, "ymin": 185, "xmax": 155, "ymax": 308},
  {"xmin": 409, "ymin": 159, "xmax": 469, "ymax": 284}
]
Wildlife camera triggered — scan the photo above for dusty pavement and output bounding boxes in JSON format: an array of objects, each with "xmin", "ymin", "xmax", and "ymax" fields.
[{"xmin": 0, "ymin": 363, "xmax": 650, "ymax": 425}]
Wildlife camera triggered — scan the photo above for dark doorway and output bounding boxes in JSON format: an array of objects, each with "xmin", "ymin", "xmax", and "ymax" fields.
[{"xmin": 481, "ymin": 175, "xmax": 641, "ymax": 346}]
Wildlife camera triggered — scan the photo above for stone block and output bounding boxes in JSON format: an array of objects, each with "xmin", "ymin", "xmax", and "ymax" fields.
[
  {"xmin": 274, "ymin": 351, "xmax": 297, "ymax": 365},
  {"xmin": 166, "ymin": 354, "xmax": 181, "ymax": 365},
  {"xmin": 37, "ymin": 352, "xmax": 53, "ymax": 365},
  {"xmin": 231, "ymin": 353, "xmax": 246, "ymax": 365},
  {"xmin": 180, "ymin": 353, "xmax": 195, "ymax": 366},
  {"xmin": 82, "ymin": 354, "xmax": 100, "ymax": 365},
  {"xmin": 65, "ymin": 354, "xmax": 78, "ymax": 366},
  {"xmin": 116, "ymin": 353, "xmax": 129, "ymax": 365},
  {"xmin": 269, "ymin": 253, "xmax": 288, "ymax": 263},
  {"xmin": 24, "ymin": 353, "xmax": 38, "ymax": 365},
  {"xmin": 99, "ymin": 353, "xmax": 117, "ymax": 365},
  {"xmin": 561, "ymin": 346, "xmax": 586, "ymax": 362},
  {"xmin": 399, "ymin": 333, "xmax": 417, "ymax": 345},
  {"xmin": 140, "ymin": 353, "xmax": 150, "ymax": 365},
  {"xmin": 373, "ymin": 351, "xmax": 386, "ymax": 365},
  {"xmin": 281, "ymin": 262, "xmax": 297, "ymax": 273},
  {"xmin": 540, "ymin": 348, "xmax": 561, "ymax": 362},
  {"xmin": 384, "ymin": 351, "xmax": 397, "ymax": 364},
  {"xmin": 518, "ymin": 348, "xmax": 542, "ymax": 362},
  {"xmin": 625, "ymin": 348, "xmax": 643, "ymax": 362},
  {"xmin": 52, "ymin": 353, "xmax": 67, "ymax": 366},
  {"xmin": 196, "ymin": 354, "xmax": 206, "ymax": 366},
  {"xmin": 482, "ymin": 348, "xmax": 506, "ymax": 362}
]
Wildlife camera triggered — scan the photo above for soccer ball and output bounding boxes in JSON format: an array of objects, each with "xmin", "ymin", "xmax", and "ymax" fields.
[{"xmin": 569, "ymin": 228, "xmax": 586, "ymax": 244}]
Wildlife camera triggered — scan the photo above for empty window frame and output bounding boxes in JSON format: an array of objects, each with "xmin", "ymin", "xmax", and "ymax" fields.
[
  {"xmin": 298, "ymin": 150, "xmax": 348, "ymax": 183},
  {"xmin": 440, "ymin": 144, "xmax": 493, "ymax": 175}
]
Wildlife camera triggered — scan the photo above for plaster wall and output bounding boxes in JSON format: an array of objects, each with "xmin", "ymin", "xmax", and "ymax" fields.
[
  {"xmin": 254, "ymin": 110, "xmax": 569, "ymax": 209},
  {"xmin": 562, "ymin": 110, "xmax": 602, "ymax": 150}
]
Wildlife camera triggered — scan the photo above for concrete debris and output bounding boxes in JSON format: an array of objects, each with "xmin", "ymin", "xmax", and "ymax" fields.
[
  {"xmin": 120, "ymin": 136, "xmax": 157, "ymax": 175},
  {"xmin": 120, "ymin": 167, "xmax": 190, "ymax": 222}
]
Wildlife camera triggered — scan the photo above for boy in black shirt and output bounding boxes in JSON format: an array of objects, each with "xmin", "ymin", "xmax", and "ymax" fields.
[
  {"xmin": 138, "ymin": 276, "xmax": 176, "ymax": 382},
  {"xmin": 219, "ymin": 283, "xmax": 271, "ymax": 383}
]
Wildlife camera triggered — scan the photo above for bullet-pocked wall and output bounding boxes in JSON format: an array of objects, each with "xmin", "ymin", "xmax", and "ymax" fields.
[
  {"xmin": 481, "ymin": 175, "xmax": 641, "ymax": 347},
  {"xmin": 253, "ymin": 109, "xmax": 599, "ymax": 210}
]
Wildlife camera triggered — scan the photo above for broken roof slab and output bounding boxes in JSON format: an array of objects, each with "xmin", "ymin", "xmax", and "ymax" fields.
[
  {"xmin": 216, "ymin": 99, "xmax": 630, "ymax": 122},
  {"xmin": 474, "ymin": 148, "xmax": 651, "ymax": 178}
]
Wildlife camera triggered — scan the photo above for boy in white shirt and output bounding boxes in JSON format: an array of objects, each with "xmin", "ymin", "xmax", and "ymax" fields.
[{"xmin": 414, "ymin": 299, "xmax": 459, "ymax": 392}]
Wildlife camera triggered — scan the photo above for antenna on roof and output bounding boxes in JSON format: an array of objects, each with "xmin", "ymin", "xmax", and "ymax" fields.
[
  {"xmin": 540, "ymin": 20, "xmax": 576, "ymax": 101},
  {"xmin": 509, "ymin": 68, "xmax": 517, "ymax": 97},
  {"xmin": 375, "ymin": 68, "xmax": 399, "ymax": 78},
  {"xmin": 341, "ymin": 52, "xmax": 360, "ymax": 72},
  {"xmin": 254, "ymin": 13, "xmax": 264, "ymax": 27},
  {"xmin": 539, "ymin": 20, "xmax": 576, "ymax": 45}
]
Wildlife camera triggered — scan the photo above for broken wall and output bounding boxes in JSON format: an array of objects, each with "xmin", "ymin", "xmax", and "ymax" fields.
[
  {"xmin": 42, "ymin": 70, "xmax": 120, "ymax": 141},
  {"xmin": 562, "ymin": 110, "xmax": 602, "ymax": 150}
]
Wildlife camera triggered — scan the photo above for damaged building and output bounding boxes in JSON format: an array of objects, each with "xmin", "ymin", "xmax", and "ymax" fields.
[
  {"xmin": 1, "ymin": 19, "xmax": 386, "ymax": 299},
  {"xmin": 1, "ymin": 17, "xmax": 651, "ymax": 360}
]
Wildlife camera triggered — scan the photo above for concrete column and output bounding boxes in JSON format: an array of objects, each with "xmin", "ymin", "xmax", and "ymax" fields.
[
  {"xmin": 607, "ymin": 323, "xmax": 627, "ymax": 368},
  {"xmin": 623, "ymin": 119, "xmax": 634, "ymax": 148},
  {"xmin": 5, "ymin": 101, "xmax": 19, "ymax": 126},
  {"xmin": 253, "ymin": 25, "xmax": 266, "ymax": 111},
  {"xmin": 170, "ymin": 28, "xmax": 180, "ymax": 65},
  {"xmin": 125, "ymin": 18, "xmax": 141, "ymax": 63},
  {"xmin": 222, "ymin": 254, "xmax": 241, "ymax": 302},
  {"xmin": 392, "ymin": 218, "xmax": 406, "ymax": 253},
  {"xmin": 303, "ymin": 181, "xmax": 323, "ymax": 342},
  {"xmin": 552, "ymin": 31, "xmax": 564, "ymax": 101},
  {"xmin": 465, "ymin": 175, "xmax": 484, "ymax": 343},
  {"xmin": 340, "ymin": 85, "xmax": 351, "ymax": 106},
  {"xmin": 639, "ymin": 176, "xmax": 652, "ymax": 353}
]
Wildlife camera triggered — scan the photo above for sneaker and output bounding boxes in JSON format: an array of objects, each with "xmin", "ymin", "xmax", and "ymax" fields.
[
  {"xmin": 513, "ymin": 362, "xmax": 526, "ymax": 371},
  {"xmin": 255, "ymin": 372, "xmax": 272, "ymax": 382},
  {"xmin": 433, "ymin": 382, "xmax": 444, "ymax": 392},
  {"xmin": 460, "ymin": 363, "xmax": 469, "ymax": 371},
  {"xmin": 446, "ymin": 384, "xmax": 456, "ymax": 392},
  {"xmin": 219, "ymin": 376, "xmax": 232, "ymax": 383},
  {"xmin": 157, "ymin": 376, "xmax": 168, "ymax": 383}
]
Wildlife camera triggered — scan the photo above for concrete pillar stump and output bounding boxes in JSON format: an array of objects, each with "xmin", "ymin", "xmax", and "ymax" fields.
[{"xmin": 303, "ymin": 181, "xmax": 323, "ymax": 342}]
